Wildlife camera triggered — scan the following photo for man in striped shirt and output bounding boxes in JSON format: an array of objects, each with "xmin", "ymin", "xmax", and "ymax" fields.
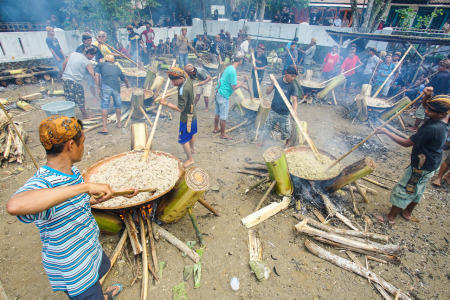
[{"xmin": 7, "ymin": 115, "xmax": 137, "ymax": 300}]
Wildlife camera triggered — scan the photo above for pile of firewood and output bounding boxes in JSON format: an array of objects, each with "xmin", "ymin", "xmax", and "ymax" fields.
[{"xmin": 0, "ymin": 110, "xmax": 27, "ymax": 166}]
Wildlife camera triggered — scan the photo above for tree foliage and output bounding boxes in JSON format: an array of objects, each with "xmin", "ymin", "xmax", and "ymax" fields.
[
  {"xmin": 350, "ymin": 0, "xmax": 391, "ymax": 33},
  {"xmin": 397, "ymin": 8, "xmax": 443, "ymax": 30}
]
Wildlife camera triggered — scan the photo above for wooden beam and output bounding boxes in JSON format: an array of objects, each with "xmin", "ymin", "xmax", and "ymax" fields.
[{"xmin": 241, "ymin": 197, "xmax": 291, "ymax": 228}]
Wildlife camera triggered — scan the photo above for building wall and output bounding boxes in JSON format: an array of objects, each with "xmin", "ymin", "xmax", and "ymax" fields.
[{"xmin": 0, "ymin": 18, "xmax": 392, "ymax": 63}]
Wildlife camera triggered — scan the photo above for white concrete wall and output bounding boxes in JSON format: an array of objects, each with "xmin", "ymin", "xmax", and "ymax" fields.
[{"xmin": 0, "ymin": 19, "xmax": 392, "ymax": 63}]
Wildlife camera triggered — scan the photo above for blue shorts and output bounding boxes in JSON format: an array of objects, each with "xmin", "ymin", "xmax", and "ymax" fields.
[
  {"xmin": 215, "ymin": 93, "xmax": 229, "ymax": 121},
  {"xmin": 101, "ymin": 85, "xmax": 122, "ymax": 110},
  {"xmin": 63, "ymin": 251, "xmax": 111, "ymax": 300},
  {"xmin": 178, "ymin": 118, "xmax": 197, "ymax": 144}
]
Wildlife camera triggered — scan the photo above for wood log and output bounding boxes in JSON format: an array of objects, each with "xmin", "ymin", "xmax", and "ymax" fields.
[
  {"xmin": 124, "ymin": 211, "xmax": 143, "ymax": 255},
  {"xmin": 99, "ymin": 231, "xmax": 128, "ymax": 285},
  {"xmin": 145, "ymin": 216, "xmax": 159, "ymax": 273},
  {"xmin": 316, "ymin": 74, "xmax": 346, "ymax": 100},
  {"xmin": 198, "ymin": 198, "xmax": 220, "ymax": 216},
  {"xmin": 293, "ymin": 214, "xmax": 389, "ymax": 243},
  {"xmin": 157, "ymin": 167, "xmax": 210, "ymax": 223},
  {"xmin": 320, "ymin": 193, "xmax": 359, "ymax": 231},
  {"xmin": 187, "ymin": 206, "xmax": 205, "ymax": 247},
  {"xmin": 153, "ymin": 224, "xmax": 201, "ymax": 263},
  {"xmin": 380, "ymin": 97, "xmax": 411, "ymax": 121},
  {"xmin": 21, "ymin": 92, "xmax": 43, "ymax": 101},
  {"xmin": 296, "ymin": 220, "xmax": 400, "ymax": 255},
  {"xmin": 348, "ymin": 183, "xmax": 360, "ymax": 215},
  {"xmin": 16, "ymin": 101, "xmax": 32, "ymax": 111},
  {"xmin": 3, "ymin": 127, "xmax": 13, "ymax": 159},
  {"xmin": 139, "ymin": 106, "xmax": 153, "ymax": 127},
  {"xmin": 305, "ymin": 240, "xmax": 411, "ymax": 300},
  {"xmin": 255, "ymin": 180, "xmax": 276, "ymax": 211},
  {"xmin": 237, "ymin": 170, "xmax": 268, "ymax": 177},
  {"xmin": 213, "ymin": 119, "xmax": 249, "ymax": 137},
  {"xmin": 244, "ymin": 163, "xmax": 268, "ymax": 170},
  {"xmin": 150, "ymin": 76, "xmax": 165, "ymax": 99},
  {"xmin": 248, "ymin": 229, "xmax": 270, "ymax": 281},
  {"xmin": 241, "ymin": 196, "xmax": 291, "ymax": 228},
  {"xmin": 124, "ymin": 105, "xmax": 134, "ymax": 128},
  {"xmin": 143, "ymin": 67, "xmax": 157, "ymax": 90},
  {"xmin": 288, "ymin": 120, "xmax": 307, "ymax": 147},
  {"xmin": 255, "ymin": 99, "xmax": 271, "ymax": 140},
  {"xmin": 263, "ymin": 147, "xmax": 293, "ymax": 196},
  {"xmin": 354, "ymin": 181, "xmax": 369, "ymax": 203},
  {"xmin": 139, "ymin": 214, "xmax": 149, "ymax": 300},
  {"xmin": 131, "ymin": 89, "xmax": 145, "ymax": 119},
  {"xmin": 92, "ymin": 210, "xmax": 123, "ymax": 233},
  {"xmin": 131, "ymin": 123, "xmax": 149, "ymax": 151},
  {"xmin": 356, "ymin": 96, "xmax": 368, "ymax": 122},
  {"xmin": 313, "ymin": 209, "xmax": 326, "ymax": 223},
  {"xmin": 326, "ymin": 157, "xmax": 376, "ymax": 192}
]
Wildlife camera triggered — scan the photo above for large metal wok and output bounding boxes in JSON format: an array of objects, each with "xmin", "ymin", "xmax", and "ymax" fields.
[
  {"xmin": 83, "ymin": 150, "xmax": 184, "ymax": 211},
  {"xmin": 284, "ymin": 146, "xmax": 341, "ymax": 182}
]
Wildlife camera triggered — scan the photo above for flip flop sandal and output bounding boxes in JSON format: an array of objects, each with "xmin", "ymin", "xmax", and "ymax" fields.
[
  {"xmin": 373, "ymin": 213, "xmax": 395, "ymax": 225},
  {"xmin": 98, "ymin": 131, "xmax": 108, "ymax": 135},
  {"xmin": 104, "ymin": 283, "xmax": 123, "ymax": 300},
  {"xmin": 220, "ymin": 135, "xmax": 232, "ymax": 140}
]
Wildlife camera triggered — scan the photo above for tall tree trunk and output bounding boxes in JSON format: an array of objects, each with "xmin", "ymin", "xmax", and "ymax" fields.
[
  {"xmin": 350, "ymin": 0, "xmax": 360, "ymax": 32},
  {"xmin": 361, "ymin": 0, "xmax": 375, "ymax": 32},
  {"xmin": 370, "ymin": 0, "xmax": 392, "ymax": 32},
  {"xmin": 201, "ymin": 0, "xmax": 207, "ymax": 34},
  {"xmin": 258, "ymin": 0, "xmax": 266, "ymax": 22}
]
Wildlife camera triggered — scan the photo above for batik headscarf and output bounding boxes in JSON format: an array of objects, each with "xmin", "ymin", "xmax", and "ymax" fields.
[{"xmin": 39, "ymin": 115, "xmax": 82, "ymax": 150}]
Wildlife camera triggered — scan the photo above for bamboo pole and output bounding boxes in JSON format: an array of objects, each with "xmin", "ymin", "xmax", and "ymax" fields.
[
  {"xmin": 124, "ymin": 211, "xmax": 143, "ymax": 255},
  {"xmin": 198, "ymin": 198, "xmax": 220, "ymax": 216},
  {"xmin": 373, "ymin": 45, "xmax": 413, "ymax": 98},
  {"xmin": 354, "ymin": 181, "xmax": 369, "ymax": 203},
  {"xmin": 142, "ymin": 59, "xmax": 176, "ymax": 161},
  {"xmin": 270, "ymin": 74, "xmax": 320, "ymax": 159},
  {"xmin": 187, "ymin": 206, "xmax": 205, "ymax": 247},
  {"xmin": 139, "ymin": 106, "xmax": 154, "ymax": 127},
  {"xmin": 246, "ymin": 79, "xmax": 255, "ymax": 104},
  {"xmin": 124, "ymin": 105, "xmax": 134, "ymax": 128},
  {"xmin": 255, "ymin": 99, "xmax": 271, "ymax": 140},
  {"xmin": 293, "ymin": 214, "xmax": 388, "ymax": 243},
  {"xmin": 99, "ymin": 231, "xmax": 128, "ymax": 284},
  {"xmin": 251, "ymin": 52, "xmax": 263, "ymax": 100},
  {"xmin": 316, "ymin": 74, "xmax": 347, "ymax": 101},
  {"xmin": 321, "ymin": 64, "xmax": 363, "ymax": 85},
  {"xmin": 92, "ymin": 210, "xmax": 123, "ymax": 233},
  {"xmin": 213, "ymin": 119, "xmax": 249, "ymax": 137},
  {"xmin": 0, "ymin": 102, "xmax": 38, "ymax": 169},
  {"xmin": 139, "ymin": 214, "xmax": 149, "ymax": 300},
  {"xmin": 263, "ymin": 147, "xmax": 293, "ymax": 196},
  {"xmin": 305, "ymin": 240, "xmax": 411, "ymax": 300},
  {"xmin": 326, "ymin": 157, "xmax": 376, "ymax": 192},
  {"xmin": 153, "ymin": 224, "xmax": 201, "ymax": 263},
  {"xmin": 348, "ymin": 183, "xmax": 360, "ymax": 215},
  {"xmin": 99, "ymin": 41, "xmax": 146, "ymax": 71},
  {"xmin": 328, "ymin": 93, "xmax": 423, "ymax": 169},
  {"xmin": 254, "ymin": 180, "xmax": 276, "ymax": 211},
  {"xmin": 244, "ymin": 176, "xmax": 270, "ymax": 194},
  {"xmin": 187, "ymin": 41, "xmax": 208, "ymax": 64},
  {"xmin": 361, "ymin": 177, "xmax": 391, "ymax": 190},
  {"xmin": 145, "ymin": 216, "xmax": 159, "ymax": 273}
]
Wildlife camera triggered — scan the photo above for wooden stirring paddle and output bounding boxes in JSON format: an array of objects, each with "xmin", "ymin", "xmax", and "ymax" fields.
[{"xmin": 93, "ymin": 188, "xmax": 156, "ymax": 200}]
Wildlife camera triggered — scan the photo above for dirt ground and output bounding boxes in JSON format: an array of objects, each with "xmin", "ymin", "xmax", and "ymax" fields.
[{"xmin": 0, "ymin": 69, "xmax": 449, "ymax": 300}]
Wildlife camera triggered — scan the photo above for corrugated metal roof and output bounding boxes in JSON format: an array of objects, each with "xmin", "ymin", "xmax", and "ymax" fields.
[
  {"xmin": 392, "ymin": 0, "xmax": 450, "ymax": 4},
  {"xmin": 325, "ymin": 29, "xmax": 450, "ymax": 45}
]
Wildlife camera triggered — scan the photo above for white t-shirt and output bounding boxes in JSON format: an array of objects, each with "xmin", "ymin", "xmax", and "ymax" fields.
[
  {"xmin": 62, "ymin": 52, "xmax": 91, "ymax": 84},
  {"xmin": 334, "ymin": 19, "xmax": 342, "ymax": 27},
  {"xmin": 240, "ymin": 40, "xmax": 249, "ymax": 54}
]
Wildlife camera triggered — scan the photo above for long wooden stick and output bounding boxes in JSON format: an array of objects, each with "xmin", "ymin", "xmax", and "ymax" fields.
[
  {"xmin": 198, "ymin": 198, "xmax": 220, "ymax": 216},
  {"xmin": 154, "ymin": 224, "xmax": 201, "ymax": 263},
  {"xmin": 270, "ymin": 74, "xmax": 320, "ymax": 159},
  {"xmin": 93, "ymin": 188, "xmax": 156, "ymax": 199},
  {"xmin": 142, "ymin": 59, "xmax": 176, "ymax": 161},
  {"xmin": 348, "ymin": 183, "xmax": 360, "ymax": 215},
  {"xmin": 213, "ymin": 119, "xmax": 249, "ymax": 137},
  {"xmin": 145, "ymin": 216, "xmax": 159, "ymax": 273},
  {"xmin": 139, "ymin": 106, "xmax": 154, "ymax": 126},
  {"xmin": 293, "ymin": 214, "xmax": 388, "ymax": 243},
  {"xmin": 124, "ymin": 105, "xmax": 134, "ymax": 128},
  {"xmin": 99, "ymin": 41, "xmax": 146, "ymax": 72},
  {"xmin": 329, "ymin": 92, "xmax": 424, "ymax": 169},
  {"xmin": 153, "ymin": 76, "xmax": 217, "ymax": 103},
  {"xmin": 99, "ymin": 231, "xmax": 128, "ymax": 285},
  {"xmin": 139, "ymin": 214, "xmax": 149, "ymax": 300},
  {"xmin": 251, "ymin": 52, "xmax": 263, "ymax": 101},
  {"xmin": 354, "ymin": 181, "xmax": 369, "ymax": 203},
  {"xmin": 254, "ymin": 180, "xmax": 276, "ymax": 211},
  {"xmin": 305, "ymin": 240, "xmax": 411, "ymax": 300},
  {"xmin": 147, "ymin": 263, "xmax": 160, "ymax": 283},
  {"xmin": 0, "ymin": 102, "xmax": 38, "ymax": 169},
  {"xmin": 321, "ymin": 64, "xmax": 363, "ymax": 85},
  {"xmin": 361, "ymin": 177, "xmax": 391, "ymax": 190},
  {"xmin": 244, "ymin": 176, "xmax": 270, "ymax": 194},
  {"xmin": 124, "ymin": 211, "xmax": 143, "ymax": 255},
  {"xmin": 187, "ymin": 42, "xmax": 208, "ymax": 64},
  {"xmin": 373, "ymin": 45, "xmax": 413, "ymax": 98}
]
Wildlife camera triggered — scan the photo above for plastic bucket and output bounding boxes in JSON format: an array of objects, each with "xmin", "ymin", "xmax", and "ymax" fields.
[{"xmin": 42, "ymin": 101, "xmax": 76, "ymax": 118}]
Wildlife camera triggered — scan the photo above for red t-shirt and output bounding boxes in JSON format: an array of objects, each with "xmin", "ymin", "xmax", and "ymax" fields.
[
  {"xmin": 142, "ymin": 29, "xmax": 155, "ymax": 43},
  {"xmin": 322, "ymin": 53, "xmax": 340, "ymax": 73},
  {"xmin": 340, "ymin": 55, "xmax": 360, "ymax": 76}
]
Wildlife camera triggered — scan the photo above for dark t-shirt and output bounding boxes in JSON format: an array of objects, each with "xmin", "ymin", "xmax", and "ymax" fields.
[
  {"xmin": 410, "ymin": 119, "xmax": 448, "ymax": 171},
  {"xmin": 75, "ymin": 44, "xmax": 103, "ymax": 62},
  {"xmin": 323, "ymin": 10, "xmax": 334, "ymax": 25},
  {"xmin": 251, "ymin": 51, "xmax": 268, "ymax": 79},
  {"xmin": 46, "ymin": 37, "xmax": 64, "ymax": 60},
  {"xmin": 185, "ymin": 15, "xmax": 193, "ymax": 26},
  {"xmin": 232, "ymin": 11, "xmax": 239, "ymax": 21},
  {"xmin": 271, "ymin": 77, "xmax": 298, "ymax": 115},
  {"xmin": 94, "ymin": 62, "xmax": 125, "ymax": 92},
  {"xmin": 427, "ymin": 71, "xmax": 450, "ymax": 95}
]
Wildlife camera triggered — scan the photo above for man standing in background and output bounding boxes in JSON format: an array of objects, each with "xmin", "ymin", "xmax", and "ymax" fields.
[{"xmin": 45, "ymin": 26, "xmax": 65, "ymax": 72}]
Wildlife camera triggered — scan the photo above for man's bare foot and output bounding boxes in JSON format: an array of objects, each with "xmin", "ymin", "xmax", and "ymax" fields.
[
  {"xmin": 81, "ymin": 115, "xmax": 93, "ymax": 120},
  {"xmin": 117, "ymin": 122, "xmax": 122, "ymax": 128},
  {"xmin": 373, "ymin": 213, "xmax": 395, "ymax": 225},
  {"xmin": 220, "ymin": 134, "xmax": 232, "ymax": 140},
  {"xmin": 183, "ymin": 159, "xmax": 194, "ymax": 168},
  {"xmin": 432, "ymin": 178, "xmax": 442, "ymax": 187},
  {"xmin": 204, "ymin": 107, "xmax": 209, "ymax": 112}
]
